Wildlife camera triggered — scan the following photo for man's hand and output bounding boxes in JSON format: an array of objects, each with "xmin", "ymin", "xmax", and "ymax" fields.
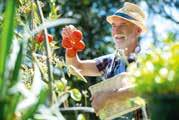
[
  {"xmin": 91, "ymin": 86, "xmax": 136, "ymax": 115},
  {"xmin": 61, "ymin": 25, "xmax": 85, "ymax": 57}
]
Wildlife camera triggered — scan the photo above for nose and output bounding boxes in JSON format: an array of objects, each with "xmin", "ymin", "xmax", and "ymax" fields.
[
  {"xmin": 112, "ymin": 26, "xmax": 123, "ymax": 34},
  {"xmin": 112, "ymin": 30, "xmax": 122, "ymax": 38}
]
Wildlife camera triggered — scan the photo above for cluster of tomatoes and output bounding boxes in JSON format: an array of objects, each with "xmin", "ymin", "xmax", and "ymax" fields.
[
  {"xmin": 62, "ymin": 30, "xmax": 85, "ymax": 57},
  {"xmin": 35, "ymin": 32, "xmax": 53, "ymax": 44}
]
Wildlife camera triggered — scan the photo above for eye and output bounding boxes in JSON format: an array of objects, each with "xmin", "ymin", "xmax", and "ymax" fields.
[{"xmin": 120, "ymin": 23, "xmax": 127, "ymax": 27}]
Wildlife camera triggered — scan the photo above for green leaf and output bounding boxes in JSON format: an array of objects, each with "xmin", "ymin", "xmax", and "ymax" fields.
[
  {"xmin": 21, "ymin": 88, "xmax": 49, "ymax": 120},
  {"xmin": 0, "ymin": 99, "xmax": 6, "ymax": 120},
  {"xmin": 0, "ymin": 0, "xmax": 16, "ymax": 95},
  {"xmin": 70, "ymin": 88, "xmax": 82, "ymax": 101},
  {"xmin": 77, "ymin": 113, "xmax": 86, "ymax": 120},
  {"xmin": 163, "ymin": 32, "xmax": 175, "ymax": 44},
  {"xmin": 6, "ymin": 94, "xmax": 21, "ymax": 120},
  {"xmin": 68, "ymin": 65, "xmax": 87, "ymax": 83},
  {"xmin": 55, "ymin": 80, "xmax": 65, "ymax": 92},
  {"xmin": 129, "ymin": 97, "xmax": 146, "ymax": 107},
  {"xmin": 10, "ymin": 42, "xmax": 23, "ymax": 87}
]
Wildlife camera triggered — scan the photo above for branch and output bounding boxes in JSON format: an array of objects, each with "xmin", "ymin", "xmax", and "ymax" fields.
[
  {"xmin": 59, "ymin": 107, "xmax": 95, "ymax": 113},
  {"xmin": 35, "ymin": 0, "xmax": 54, "ymax": 106},
  {"xmin": 32, "ymin": 53, "xmax": 48, "ymax": 84},
  {"xmin": 162, "ymin": 5, "xmax": 179, "ymax": 24},
  {"xmin": 146, "ymin": 1, "xmax": 179, "ymax": 24},
  {"xmin": 31, "ymin": 18, "xmax": 77, "ymax": 36}
]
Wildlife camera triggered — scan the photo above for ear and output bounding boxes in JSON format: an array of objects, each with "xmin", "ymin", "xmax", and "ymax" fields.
[{"xmin": 135, "ymin": 27, "xmax": 142, "ymax": 37}]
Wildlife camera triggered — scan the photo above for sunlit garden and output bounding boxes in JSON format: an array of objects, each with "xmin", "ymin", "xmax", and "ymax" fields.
[{"xmin": 0, "ymin": 0, "xmax": 179, "ymax": 120}]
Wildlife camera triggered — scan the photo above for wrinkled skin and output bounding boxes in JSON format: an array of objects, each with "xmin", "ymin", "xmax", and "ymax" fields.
[{"xmin": 111, "ymin": 17, "xmax": 141, "ymax": 56}]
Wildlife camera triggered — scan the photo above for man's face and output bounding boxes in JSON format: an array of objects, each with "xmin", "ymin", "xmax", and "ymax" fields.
[{"xmin": 111, "ymin": 17, "xmax": 140, "ymax": 50}]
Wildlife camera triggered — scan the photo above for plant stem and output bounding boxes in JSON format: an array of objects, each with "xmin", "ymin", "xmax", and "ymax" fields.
[
  {"xmin": 59, "ymin": 107, "xmax": 95, "ymax": 113},
  {"xmin": 32, "ymin": 53, "xmax": 48, "ymax": 84},
  {"xmin": 35, "ymin": 0, "xmax": 54, "ymax": 106}
]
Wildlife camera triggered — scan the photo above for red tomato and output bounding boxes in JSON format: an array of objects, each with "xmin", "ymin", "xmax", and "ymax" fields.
[
  {"xmin": 35, "ymin": 33, "xmax": 44, "ymax": 43},
  {"xmin": 74, "ymin": 40, "xmax": 85, "ymax": 51},
  {"xmin": 71, "ymin": 30, "xmax": 82, "ymax": 43},
  {"xmin": 62, "ymin": 37, "xmax": 72, "ymax": 48},
  {"xmin": 35, "ymin": 33, "xmax": 53, "ymax": 44},
  {"xmin": 47, "ymin": 34, "xmax": 53, "ymax": 43},
  {"xmin": 66, "ymin": 48, "xmax": 77, "ymax": 57}
]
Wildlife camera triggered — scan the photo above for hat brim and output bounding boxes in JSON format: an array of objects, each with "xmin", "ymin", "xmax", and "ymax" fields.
[{"xmin": 106, "ymin": 15, "xmax": 147, "ymax": 33}]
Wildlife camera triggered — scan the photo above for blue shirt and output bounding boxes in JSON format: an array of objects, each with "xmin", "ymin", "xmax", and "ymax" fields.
[{"xmin": 95, "ymin": 53, "xmax": 136, "ymax": 79}]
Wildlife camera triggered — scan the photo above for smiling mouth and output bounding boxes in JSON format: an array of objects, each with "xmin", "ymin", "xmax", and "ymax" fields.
[
  {"xmin": 116, "ymin": 36, "xmax": 125, "ymax": 40},
  {"xmin": 114, "ymin": 35, "xmax": 126, "ymax": 41},
  {"xmin": 114, "ymin": 34, "xmax": 126, "ymax": 39}
]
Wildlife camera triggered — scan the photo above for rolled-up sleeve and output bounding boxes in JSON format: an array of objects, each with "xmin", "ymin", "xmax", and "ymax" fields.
[{"xmin": 94, "ymin": 54, "xmax": 113, "ymax": 73}]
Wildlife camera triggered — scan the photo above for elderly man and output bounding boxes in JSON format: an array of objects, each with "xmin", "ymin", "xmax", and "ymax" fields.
[{"xmin": 62, "ymin": 2, "xmax": 147, "ymax": 119}]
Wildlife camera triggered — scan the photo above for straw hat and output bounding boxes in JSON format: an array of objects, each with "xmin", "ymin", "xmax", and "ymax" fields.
[{"xmin": 106, "ymin": 2, "xmax": 147, "ymax": 33}]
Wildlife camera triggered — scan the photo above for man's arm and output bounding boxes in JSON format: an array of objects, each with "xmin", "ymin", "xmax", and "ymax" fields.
[
  {"xmin": 66, "ymin": 52, "xmax": 102, "ymax": 76},
  {"xmin": 62, "ymin": 25, "xmax": 102, "ymax": 76}
]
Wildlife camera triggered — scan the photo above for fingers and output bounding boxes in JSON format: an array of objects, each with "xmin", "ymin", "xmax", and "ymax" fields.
[
  {"xmin": 69, "ymin": 25, "xmax": 76, "ymax": 30},
  {"xmin": 62, "ymin": 25, "xmax": 77, "ymax": 38},
  {"xmin": 65, "ymin": 26, "xmax": 72, "ymax": 35},
  {"xmin": 62, "ymin": 26, "xmax": 71, "ymax": 37},
  {"xmin": 61, "ymin": 28, "xmax": 67, "ymax": 38}
]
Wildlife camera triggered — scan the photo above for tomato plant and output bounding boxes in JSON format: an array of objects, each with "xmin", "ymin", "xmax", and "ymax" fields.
[{"xmin": 0, "ymin": 0, "xmax": 91, "ymax": 120}]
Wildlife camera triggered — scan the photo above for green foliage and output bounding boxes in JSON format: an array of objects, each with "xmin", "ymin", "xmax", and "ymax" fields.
[
  {"xmin": 14, "ymin": 0, "xmax": 90, "ymax": 119},
  {"xmin": 0, "ymin": 1, "xmax": 50, "ymax": 119},
  {"xmin": 0, "ymin": 1, "xmax": 19, "ymax": 119},
  {"xmin": 70, "ymin": 88, "xmax": 82, "ymax": 102},
  {"xmin": 0, "ymin": 0, "xmax": 16, "ymax": 96},
  {"xmin": 128, "ymin": 35, "xmax": 179, "ymax": 96},
  {"xmin": 0, "ymin": 0, "xmax": 88, "ymax": 119},
  {"xmin": 77, "ymin": 113, "xmax": 86, "ymax": 120},
  {"xmin": 21, "ymin": 88, "xmax": 49, "ymax": 120}
]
